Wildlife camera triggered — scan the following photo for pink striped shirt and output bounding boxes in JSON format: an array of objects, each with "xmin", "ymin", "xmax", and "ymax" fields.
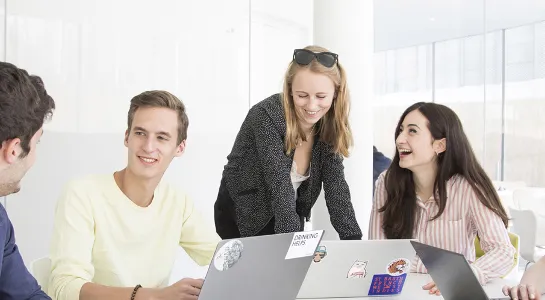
[{"xmin": 369, "ymin": 172, "xmax": 515, "ymax": 285}]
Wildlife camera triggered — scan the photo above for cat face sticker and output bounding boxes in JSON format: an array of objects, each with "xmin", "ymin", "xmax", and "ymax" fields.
[
  {"xmin": 313, "ymin": 245, "xmax": 327, "ymax": 263},
  {"xmin": 347, "ymin": 260, "xmax": 368, "ymax": 278},
  {"xmin": 213, "ymin": 239, "xmax": 244, "ymax": 271},
  {"xmin": 386, "ymin": 258, "xmax": 410, "ymax": 276}
]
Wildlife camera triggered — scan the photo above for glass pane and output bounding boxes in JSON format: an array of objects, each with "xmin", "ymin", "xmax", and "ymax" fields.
[
  {"xmin": 435, "ymin": 35, "xmax": 486, "ymax": 168},
  {"xmin": 504, "ymin": 23, "xmax": 545, "ymax": 186}
]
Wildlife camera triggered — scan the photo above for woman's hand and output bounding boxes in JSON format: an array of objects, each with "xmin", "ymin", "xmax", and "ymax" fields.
[
  {"xmin": 502, "ymin": 284, "xmax": 540, "ymax": 300},
  {"xmin": 423, "ymin": 281, "xmax": 441, "ymax": 296},
  {"xmin": 502, "ymin": 256, "xmax": 545, "ymax": 299}
]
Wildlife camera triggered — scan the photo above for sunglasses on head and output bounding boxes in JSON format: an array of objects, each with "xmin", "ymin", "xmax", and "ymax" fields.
[{"xmin": 293, "ymin": 49, "xmax": 338, "ymax": 68}]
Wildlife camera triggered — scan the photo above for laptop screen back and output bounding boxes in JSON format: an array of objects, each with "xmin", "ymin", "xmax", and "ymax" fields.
[
  {"xmin": 298, "ymin": 239, "xmax": 416, "ymax": 298},
  {"xmin": 410, "ymin": 241, "xmax": 490, "ymax": 300},
  {"xmin": 199, "ymin": 231, "xmax": 324, "ymax": 300}
]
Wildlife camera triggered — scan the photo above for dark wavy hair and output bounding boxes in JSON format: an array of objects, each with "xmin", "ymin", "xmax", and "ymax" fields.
[{"xmin": 379, "ymin": 102, "xmax": 508, "ymax": 239}]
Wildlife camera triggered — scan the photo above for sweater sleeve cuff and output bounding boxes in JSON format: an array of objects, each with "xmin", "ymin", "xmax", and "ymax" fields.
[{"xmin": 51, "ymin": 278, "xmax": 87, "ymax": 300}]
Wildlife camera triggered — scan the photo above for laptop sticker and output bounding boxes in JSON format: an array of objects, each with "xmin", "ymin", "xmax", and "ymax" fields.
[
  {"xmin": 313, "ymin": 245, "xmax": 327, "ymax": 263},
  {"xmin": 386, "ymin": 258, "xmax": 410, "ymax": 276},
  {"xmin": 213, "ymin": 239, "xmax": 244, "ymax": 271},
  {"xmin": 368, "ymin": 273, "xmax": 407, "ymax": 296},
  {"xmin": 285, "ymin": 230, "xmax": 324, "ymax": 260},
  {"xmin": 346, "ymin": 260, "xmax": 368, "ymax": 278}
]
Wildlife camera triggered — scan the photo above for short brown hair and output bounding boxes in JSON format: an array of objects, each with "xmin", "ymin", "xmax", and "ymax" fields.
[
  {"xmin": 0, "ymin": 62, "xmax": 55, "ymax": 157},
  {"xmin": 127, "ymin": 90, "xmax": 189, "ymax": 144}
]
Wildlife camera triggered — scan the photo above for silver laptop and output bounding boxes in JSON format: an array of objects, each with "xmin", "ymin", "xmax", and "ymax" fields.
[
  {"xmin": 411, "ymin": 241, "xmax": 510, "ymax": 300},
  {"xmin": 297, "ymin": 239, "xmax": 417, "ymax": 298},
  {"xmin": 199, "ymin": 230, "xmax": 325, "ymax": 300}
]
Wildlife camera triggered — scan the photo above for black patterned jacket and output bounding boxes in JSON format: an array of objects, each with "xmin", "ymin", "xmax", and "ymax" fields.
[{"xmin": 221, "ymin": 93, "xmax": 362, "ymax": 239}]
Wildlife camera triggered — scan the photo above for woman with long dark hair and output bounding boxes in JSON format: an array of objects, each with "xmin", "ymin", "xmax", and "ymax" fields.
[{"xmin": 369, "ymin": 102, "xmax": 515, "ymax": 295}]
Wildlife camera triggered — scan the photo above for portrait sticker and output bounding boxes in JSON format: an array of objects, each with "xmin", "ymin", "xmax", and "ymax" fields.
[{"xmin": 313, "ymin": 245, "xmax": 327, "ymax": 263}]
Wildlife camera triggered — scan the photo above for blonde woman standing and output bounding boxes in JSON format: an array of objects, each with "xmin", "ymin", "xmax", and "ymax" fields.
[{"xmin": 214, "ymin": 45, "xmax": 362, "ymax": 240}]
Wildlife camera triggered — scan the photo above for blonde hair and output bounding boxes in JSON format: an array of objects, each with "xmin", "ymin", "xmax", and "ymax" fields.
[{"xmin": 282, "ymin": 45, "xmax": 353, "ymax": 157}]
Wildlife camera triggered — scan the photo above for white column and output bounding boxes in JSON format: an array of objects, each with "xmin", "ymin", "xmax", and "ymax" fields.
[{"xmin": 311, "ymin": 0, "xmax": 374, "ymax": 240}]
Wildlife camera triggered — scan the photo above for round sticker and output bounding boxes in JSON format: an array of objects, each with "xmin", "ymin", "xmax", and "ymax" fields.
[
  {"xmin": 386, "ymin": 258, "xmax": 410, "ymax": 276},
  {"xmin": 213, "ymin": 239, "xmax": 244, "ymax": 271}
]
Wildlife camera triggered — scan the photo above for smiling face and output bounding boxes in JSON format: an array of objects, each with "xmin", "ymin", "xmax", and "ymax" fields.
[
  {"xmin": 395, "ymin": 109, "xmax": 445, "ymax": 173},
  {"xmin": 125, "ymin": 106, "xmax": 185, "ymax": 181},
  {"xmin": 291, "ymin": 68, "xmax": 335, "ymax": 130}
]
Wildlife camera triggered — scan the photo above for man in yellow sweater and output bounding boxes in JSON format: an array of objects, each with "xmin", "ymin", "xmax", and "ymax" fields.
[{"xmin": 48, "ymin": 91, "xmax": 221, "ymax": 300}]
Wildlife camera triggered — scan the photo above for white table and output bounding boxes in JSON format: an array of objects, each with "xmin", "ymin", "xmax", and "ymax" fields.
[{"xmin": 297, "ymin": 273, "xmax": 515, "ymax": 300}]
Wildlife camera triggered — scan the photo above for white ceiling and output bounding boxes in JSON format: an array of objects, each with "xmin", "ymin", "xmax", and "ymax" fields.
[{"xmin": 374, "ymin": 0, "xmax": 545, "ymax": 51}]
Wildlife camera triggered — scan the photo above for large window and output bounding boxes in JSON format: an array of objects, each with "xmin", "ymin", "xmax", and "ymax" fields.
[{"xmin": 374, "ymin": 19, "xmax": 545, "ymax": 186}]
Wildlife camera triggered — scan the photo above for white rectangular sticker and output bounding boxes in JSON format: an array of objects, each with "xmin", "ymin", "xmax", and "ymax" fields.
[{"xmin": 285, "ymin": 230, "xmax": 323, "ymax": 260}]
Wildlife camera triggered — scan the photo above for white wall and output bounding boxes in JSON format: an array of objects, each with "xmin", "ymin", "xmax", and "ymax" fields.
[
  {"xmin": 3, "ymin": 0, "xmax": 374, "ymax": 283},
  {"xmin": 2, "ymin": 0, "xmax": 315, "ymax": 280},
  {"xmin": 6, "ymin": 0, "xmax": 253, "ymax": 280},
  {"xmin": 250, "ymin": 0, "xmax": 313, "ymax": 103},
  {"xmin": 310, "ymin": 0, "xmax": 374, "ymax": 240}
]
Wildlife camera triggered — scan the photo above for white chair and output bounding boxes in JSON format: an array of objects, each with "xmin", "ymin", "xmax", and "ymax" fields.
[
  {"xmin": 493, "ymin": 180, "xmax": 527, "ymax": 191},
  {"xmin": 491, "ymin": 181, "xmax": 526, "ymax": 220},
  {"xmin": 513, "ymin": 187, "xmax": 545, "ymax": 214},
  {"xmin": 30, "ymin": 257, "xmax": 51, "ymax": 292},
  {"xmin": 496, "ymin": 189, "xmax": 515, "ymax": 219},
  {"xmin": 509, "ymin": 208, "xmax": 545, "ymax": 270}
]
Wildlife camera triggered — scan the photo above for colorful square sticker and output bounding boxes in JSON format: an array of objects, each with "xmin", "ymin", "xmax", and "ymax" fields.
[{"xmin": 367, "ymin": 273, "xmax": 407, "ymax": 296}]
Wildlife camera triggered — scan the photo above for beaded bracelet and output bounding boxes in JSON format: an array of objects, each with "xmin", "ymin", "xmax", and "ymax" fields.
[{"xmin": 131, "ymin": 284, "xmax": 142, "ymax": 300}]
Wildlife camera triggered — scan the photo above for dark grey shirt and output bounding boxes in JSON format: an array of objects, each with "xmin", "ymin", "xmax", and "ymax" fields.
[
  {"xmin": 222, "ymin": 93, "xmax": 362, "ymax": 239},
  {"xmin": 0, "ymin": 204, "xmax": 50, "ymax": 299}
]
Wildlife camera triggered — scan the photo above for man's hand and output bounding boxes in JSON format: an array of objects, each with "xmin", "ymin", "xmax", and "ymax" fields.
[
  {"xmin": 502, "ymin": 284, "xmax": 540, "ymax": 300},
  {"xmin": 423, "ymin": 281, "xmax": 441, "ymax": 296},
  {"xmin": 154, "ymin": 278, "xmax": 204, "ymax": 300}
]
